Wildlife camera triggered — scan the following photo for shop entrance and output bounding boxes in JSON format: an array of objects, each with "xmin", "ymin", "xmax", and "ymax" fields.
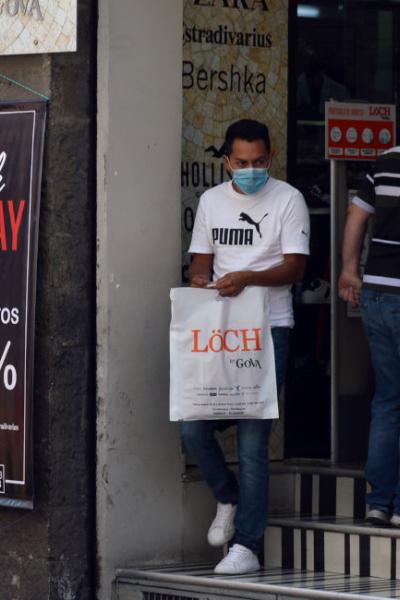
[{"xmin": 285, "ymin": 0, "xmax": 400, "ymax": 463}]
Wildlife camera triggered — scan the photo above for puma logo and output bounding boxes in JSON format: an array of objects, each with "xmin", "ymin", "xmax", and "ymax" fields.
[{"xmin": 239, "ymin": 212, "xmax": 268, "ymax": 238}]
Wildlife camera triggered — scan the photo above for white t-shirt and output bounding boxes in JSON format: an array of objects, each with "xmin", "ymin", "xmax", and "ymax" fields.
[{"xmin": 189, "ymin": 178, "xmax": 310, "ymax": 327}]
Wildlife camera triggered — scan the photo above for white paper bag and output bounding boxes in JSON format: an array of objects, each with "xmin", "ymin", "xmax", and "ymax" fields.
[{"xmin": 169, "ymin": 286, "xmax": 278, "ymax": 421}]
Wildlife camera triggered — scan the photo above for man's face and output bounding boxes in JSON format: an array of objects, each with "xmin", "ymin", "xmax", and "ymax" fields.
[{"xmin": 224, "ymin": 138, "xmax": 271, "ymax": 175}]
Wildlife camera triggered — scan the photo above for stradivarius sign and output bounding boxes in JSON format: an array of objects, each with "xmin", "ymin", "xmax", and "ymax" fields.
[{"xmin": 0, "ymin": 0, "xmax": 77, "ymax": 55}]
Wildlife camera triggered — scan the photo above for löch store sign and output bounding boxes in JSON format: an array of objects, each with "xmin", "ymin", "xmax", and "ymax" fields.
[
  {"xmin": 0, "ymin": 0, "xmax": 77, "ymax": 55},
  {"xmin": 0, "ymin": 101, "xmax": 46, "ymax": 508}
]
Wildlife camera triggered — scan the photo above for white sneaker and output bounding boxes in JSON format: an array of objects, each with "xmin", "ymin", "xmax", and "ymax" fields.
[
  {"xmin": 214, "ymin": 543, "xmax": 260, "ymax": 575},
  {"xmin": 366, "ymin": 508, "xmax": 390, "ymax": 526},
  {"xmin": 390, "ymin": 513, "xmax": 400, "ymax": 527},
  {"xmin": 301, "ymin": 279, "xmax": 330, "ymax": 304},
  {"xmin": 207, "ymin": 503, "xmax": 236, "ymax": 547}
]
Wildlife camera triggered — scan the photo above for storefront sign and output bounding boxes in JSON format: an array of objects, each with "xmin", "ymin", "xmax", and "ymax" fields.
[
  {"xmin": 182, "ymin": 0, "xmax": 289, "ymax": 282},
  {"xmin": 325, "ymin": 101, "xmax": 396, "ymax": 161},
  {"xmin": 0, "ymin": 101, "xmax": 46, "ymax": 508},
  {"xmin": 0, "ymin": 0, "xmax": 77, "ymax": 55}
]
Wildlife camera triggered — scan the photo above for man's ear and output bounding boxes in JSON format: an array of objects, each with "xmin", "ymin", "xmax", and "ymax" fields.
[
  {"xmin": 223, "ymin": 155, "xmax": 233, "ymax": 180},
  {"xmin": 223, "ymin": 155, "xmax": 231, "ymax": 173},
  {"xmin": 266, "ymin": 150, "xmax": 275, "ymax": 170}
]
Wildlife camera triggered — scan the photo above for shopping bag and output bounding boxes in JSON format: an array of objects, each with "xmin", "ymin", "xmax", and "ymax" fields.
[{"xmin": 169, "ymin": 286, "xmax": 278, "ymax": 421}]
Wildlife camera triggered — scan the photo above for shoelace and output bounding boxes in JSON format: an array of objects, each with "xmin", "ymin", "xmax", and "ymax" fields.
[
  {"xmin": 213, "ymin": 504, "xmax": 234, "ymax": 527},
  {"xmin": 229, "ymin": 544, "xmax": 249, "ymax": 556}
]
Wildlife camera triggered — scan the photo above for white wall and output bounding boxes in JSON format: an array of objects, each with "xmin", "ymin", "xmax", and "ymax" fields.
[{"xmin": 97, "ymin": 2, "xmax": 184, "ymax": 597}]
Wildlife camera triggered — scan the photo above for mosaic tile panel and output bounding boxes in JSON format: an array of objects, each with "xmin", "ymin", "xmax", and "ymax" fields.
[
  {"xmin": 182, "ymin": 0, "xmax": 289, "ymax": 273},
  {"xmin": 0, "ymin": 0, "xmax": 76, "ymax": 55}
]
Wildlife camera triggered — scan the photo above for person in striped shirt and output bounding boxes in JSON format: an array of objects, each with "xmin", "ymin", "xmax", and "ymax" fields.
[{"xmin": 339, "ymin": 146, "xmax": 400, "ymax": 527}]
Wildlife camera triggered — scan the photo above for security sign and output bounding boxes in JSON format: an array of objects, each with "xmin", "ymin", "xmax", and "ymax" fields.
[{"xmin": 325, "ymin": 101, "xmax": 396, "ymax": 161}]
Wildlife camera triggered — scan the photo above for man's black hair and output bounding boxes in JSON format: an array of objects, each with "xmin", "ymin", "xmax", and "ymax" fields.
[{"xmin": 224, "ymin": 119, "xmax": 271, "ymax": 156}]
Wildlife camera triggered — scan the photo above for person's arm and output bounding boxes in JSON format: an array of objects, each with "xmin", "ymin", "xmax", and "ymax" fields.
[
  {"xmin": 187, "ymin": 193, "xmax": 215, "ymax": 288},
  {"xmin": 338, "ymin": 204, "xmax": 371, "ymax": 306},
  {"xmin": 189, "ymin": 253, "xmax": 213, "ymax": 287},
  {"xmin": 215, "ymin": 254, "xmax": 307, "ymax": 297}
]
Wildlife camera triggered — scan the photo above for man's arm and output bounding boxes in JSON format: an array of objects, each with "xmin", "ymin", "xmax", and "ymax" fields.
[
  {"xmin": 215, "ymin": 254, "xmax": 307, "ymax": 297},
  {"xmin": 189, "ymin": 253, "xmax": 214, "ymax": 287},
  {"xmin": 338, "ymin": 204, "xmax": 371, "ymax": 306}
]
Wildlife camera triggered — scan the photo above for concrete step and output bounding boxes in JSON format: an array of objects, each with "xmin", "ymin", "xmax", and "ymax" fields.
[
  {"xmin": 114, "ymin": 564, "xmax": 400, "ymax": 600},
  {"xmin": 265, "ymin": 516, "xmax": 400, "ymax": 580}
]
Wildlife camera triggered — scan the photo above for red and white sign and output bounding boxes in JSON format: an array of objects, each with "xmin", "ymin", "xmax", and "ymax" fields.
[{"xmin": 325, "ymin": 101, "xmax": 396, "ymax": 161}]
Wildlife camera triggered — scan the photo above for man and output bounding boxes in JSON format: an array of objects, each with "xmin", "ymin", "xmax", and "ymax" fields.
[
  {"xmin": 339, "ymin": 146, "xmax": 400, "ymax": 528},
  {"xmin": 181, "ymin": 119, "xmax": 310, "ymax": 574}
]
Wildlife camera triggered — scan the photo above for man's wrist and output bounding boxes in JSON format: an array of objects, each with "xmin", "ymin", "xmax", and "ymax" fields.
[
  {"xmin": 341, "ymin": 265, "xmax": 360, "ymax": 278},
  {"xmin": 190, "ymin": 272, "xmax": 209, "ymax": 281},
  {"xmin": 241, "ymin": 271, "xmax": 254, "ymax": 286}
]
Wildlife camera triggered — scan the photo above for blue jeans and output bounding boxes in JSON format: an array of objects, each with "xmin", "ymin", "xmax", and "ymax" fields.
[
  {"xmin": 361, "ymin": 289, "xmax": 400, "ymax": 514},
  {"xmin": 180, "ymin": 327, "xmax": 289, "ymax": 554}
]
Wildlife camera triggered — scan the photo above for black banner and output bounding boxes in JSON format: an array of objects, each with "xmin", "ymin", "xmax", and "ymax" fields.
[{"xmin": 0, "ymin": 101, "xmax": 46, "ymax": 509}]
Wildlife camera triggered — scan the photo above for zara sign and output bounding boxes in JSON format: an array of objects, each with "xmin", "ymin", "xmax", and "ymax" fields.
[{"xmin": 0, "ymin": 0, "xmax": 77, "ymax": 55}]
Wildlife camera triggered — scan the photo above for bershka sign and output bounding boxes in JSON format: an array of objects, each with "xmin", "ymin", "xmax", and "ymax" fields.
[
  {"xmin": 0, "ymin": 101, "xmax": 46, "ymax": 508},
  {"xmin": 0, "ymin": 0, "xmax": 77, "ymax": 55},
  {"xmin": 325, "ymin": 101, "xmax": 396, "ymax": 161}
]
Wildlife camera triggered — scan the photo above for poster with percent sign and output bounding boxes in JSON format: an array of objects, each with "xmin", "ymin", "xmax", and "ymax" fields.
[
  {"xmin": 0, "ymin": 101, "xmax": 46, "ymax": 509},
  {"xmin": 181, "ymin": 0, "xmax": 289, "ymax": 282}
]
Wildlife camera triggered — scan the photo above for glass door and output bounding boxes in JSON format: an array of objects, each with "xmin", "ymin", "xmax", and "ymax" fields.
[{"xmin": 285, "ymin": 0, "xmax": 400, "ymax": 461}]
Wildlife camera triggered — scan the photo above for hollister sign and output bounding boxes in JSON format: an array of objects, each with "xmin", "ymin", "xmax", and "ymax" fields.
[{"xmin": 0, "ymin": 0, "xmax": 77, "ymax": 55}]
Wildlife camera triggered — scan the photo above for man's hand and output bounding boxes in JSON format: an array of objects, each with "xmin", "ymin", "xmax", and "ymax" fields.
[
  {"xmin": 189, "ymin": 254, "xmax": 213, "ymax": 288},
  {"xmin": 338, "ymin": 270, "xmax": 362, "ymax": 307},
  {"xmin": 214, "ymin": 255, "xmax": 307, "ymax": 297},
  {"xmin": 339, "ymin": 203, "xmax": 371, "ymax": 308},
  {"xmin": 215, "ymin": 271, "xmax": 249, "ymax": 297},
  {"xmin": 191, "ymin": 274, "xmax": 209, "ymax": 288}
]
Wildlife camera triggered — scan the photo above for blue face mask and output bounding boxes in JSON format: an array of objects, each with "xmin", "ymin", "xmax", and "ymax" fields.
[{"xmin": 232, "ymin": 167, "xmax": 270, "ymax": 195}]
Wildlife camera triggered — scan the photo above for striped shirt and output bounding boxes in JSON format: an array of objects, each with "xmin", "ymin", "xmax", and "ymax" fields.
[{"xmin": 352, "ymin": 146, "xmax": 400, "ymax": 293}]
